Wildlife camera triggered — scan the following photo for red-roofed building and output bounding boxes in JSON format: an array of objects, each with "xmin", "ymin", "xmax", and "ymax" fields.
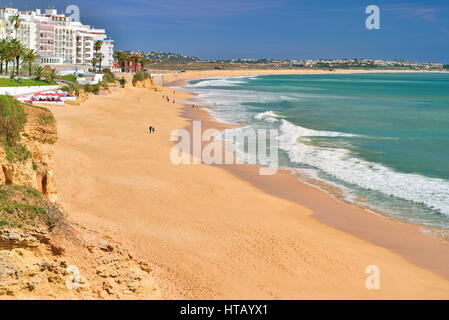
[{"xmin": 123, "ymin": 53, "xmax": 143, "ymax": 72}]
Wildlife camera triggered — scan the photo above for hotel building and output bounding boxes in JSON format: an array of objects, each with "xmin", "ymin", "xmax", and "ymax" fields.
[{"xmin": 0, "ymin": 7, "xmax": 114, "ymax": 68}]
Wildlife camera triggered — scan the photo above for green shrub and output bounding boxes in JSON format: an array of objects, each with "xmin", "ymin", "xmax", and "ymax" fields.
[
  {"xmin": 92, "ymin": 84, "xmax": 100, "ymax": 94},
  {"xmin": 3, "ymin": 138, "xmax": 31, "ymax": 162},
  {"xmin": 102, "ymin": 73, "xmax": 115, "ymax": 84},
  {"xmin": 44, "ymin": 72, "xmax": 55, "ymax": 84},
  {"xmin": 38, "ymin": 114, "xmax": 54, "ymax": 126},
  {"xmin": 84, "ymin": 84, "xmax": 93, "ymax": 93},
  {"xmin": 71, "ymin": 83, "xmax": 80, "ymax": 97},
  {"xmin": 118, "ymin": 77, "xmax": 126, "ymax": 87},
  {"xmin": 132, "ymin": 71, "xmax": 150, "ymax": 85},
  {"xmin": 0, "ymin": 96, "xmax": 27, "ymax": 146},
  {"xmin": 100, "ymin": 81, "xmax": 109, "ymax": 90},
  {"xmin": 102, "ymin": 68, "xmax": 115, "ymax": 81},
  {"xmin": 0, "ymin": 96, "xmax": 30, "ymax": 162},
  {"xmin": 0, "ymin": 185, "xmax": 64, "ymax": 229}
]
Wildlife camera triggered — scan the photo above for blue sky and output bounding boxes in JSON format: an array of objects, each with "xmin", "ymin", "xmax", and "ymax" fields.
[{"xmin": 9, "ymin": 0, "xmax": 449, "ymax": 62}]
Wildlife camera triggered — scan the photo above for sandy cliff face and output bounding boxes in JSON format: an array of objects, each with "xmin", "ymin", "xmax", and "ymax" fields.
[
  {"xmin": 0, "ymin": 105, "xmax": 58, "ymax": 202},
  {"xmin": 133, "ymin": 78, "xmax": 155, "ymax": 89},
  {"xmin": 0, "ymin": 103, "xmax": 162, "ymax": 300},
  {"xmin": 0, "ymin": 224, "xmax": 162, "ymax": 299}
]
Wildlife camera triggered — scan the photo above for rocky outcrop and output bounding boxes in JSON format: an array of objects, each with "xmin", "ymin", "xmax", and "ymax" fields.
[
  {"xmin": 133, "ymin": 78, "xmax": 155, "ymax": 89},
  {"xmin": 0, "ymin": 105, "xmax": 58, "ymax": 202},
  {"xmin": 0, "ymin": 226, "xmax": 162, "ymax": 299}
]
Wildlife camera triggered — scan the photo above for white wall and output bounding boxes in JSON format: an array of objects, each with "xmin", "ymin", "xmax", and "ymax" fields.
[
  {"xmin": 99, "ymin": 41, "xmax": 114, "ymax": 68},
  {"xmin": 77, "ymin": 74, "xmax": 104, "ymax": 85},
  {"xmin": 0, "ymin": 85, "xmax": 60, "ymax": 96},
  {"xmin": 151, "ymin": 74, "xmax": 165, "ymax": 86}
]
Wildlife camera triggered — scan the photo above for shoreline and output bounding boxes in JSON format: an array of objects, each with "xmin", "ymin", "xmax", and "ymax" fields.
[
  {"xmin": 162, "ymin": 68, "xmax": 448, "ymax": 87},
  {"xmin": 173, "ymin": 70, "xmax": 449, "ymax": 281},
  {"xmin": 181, "ymin": 103, "xmax": 449, "ymax": 281},
  {"xmin": 46, "ymin": 74, "xmax": 449, "ymax": 299}
]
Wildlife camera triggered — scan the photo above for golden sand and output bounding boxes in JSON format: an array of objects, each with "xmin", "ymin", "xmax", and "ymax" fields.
[{"xmin": 45, "ymin": 71, "xmax": 449, "ymax": 299}]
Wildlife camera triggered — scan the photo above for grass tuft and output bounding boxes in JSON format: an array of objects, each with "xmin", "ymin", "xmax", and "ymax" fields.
[{"xmin": 0, "ymin": 185, "xmax": 64, "ymax": 229}]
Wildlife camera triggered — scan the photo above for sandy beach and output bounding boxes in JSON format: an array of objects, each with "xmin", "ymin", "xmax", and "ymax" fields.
[{"xmin": 46, "ymin": 70, "xmax": 449, "ymax": 299}]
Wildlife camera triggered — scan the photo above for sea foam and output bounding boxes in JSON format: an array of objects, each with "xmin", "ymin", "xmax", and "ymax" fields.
[
  {"xmin": 191, "ymin": 78, "xmax": 246, "ymax": 87},
  {"xmin": 254, "ymin": 111, "xmax": 280, "ymax": 123},
  {"xmin": 278, "ymin": 120, "xmax": 449, "ymax": 216}
]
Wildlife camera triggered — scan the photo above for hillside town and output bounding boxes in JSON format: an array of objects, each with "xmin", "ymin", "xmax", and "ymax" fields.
[{"xmin": 216, "ymin": 58, "xmax": 448, "ymax": 71}]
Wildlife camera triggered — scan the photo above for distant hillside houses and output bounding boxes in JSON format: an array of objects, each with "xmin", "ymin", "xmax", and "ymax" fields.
[
  {"xmin": 0, "ymin": 7, "xmax": 114, "ymax": 68},
  {"xmin": 219, "ymin": 58, "xmax": 445, "ymax": 70},
  {"xmin": 123, "ymin": 51, "xmax": 203, "ymax": 63}
]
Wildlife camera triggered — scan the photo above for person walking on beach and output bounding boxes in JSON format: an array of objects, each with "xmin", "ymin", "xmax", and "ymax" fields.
[{"xmin": 149, "ymin": 126, "xmax": 153, "ymax": 134}]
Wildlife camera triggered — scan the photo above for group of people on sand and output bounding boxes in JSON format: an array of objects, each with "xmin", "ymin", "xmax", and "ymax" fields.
[
  {"xmin": 149, "ymin": 125, "xmax": 155, "ymax": 134},
  {"xmin": 162, "ymin": 95, "xmax": 175, "ymax": 104}
]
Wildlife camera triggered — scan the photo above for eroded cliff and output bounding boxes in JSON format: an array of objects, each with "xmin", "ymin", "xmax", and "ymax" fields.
[{"xmin": 0, "ymin": 100, "xmax": 162, "ymax": 300}]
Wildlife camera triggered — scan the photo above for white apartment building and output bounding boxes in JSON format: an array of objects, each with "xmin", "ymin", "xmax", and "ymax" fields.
[
  {"xmin": 99, "ymin": 39, "xmax": 114, "ymax": 69},
  {"xmin": 0, "ymin": 7, "xmax": 114, "ymax": 68}
]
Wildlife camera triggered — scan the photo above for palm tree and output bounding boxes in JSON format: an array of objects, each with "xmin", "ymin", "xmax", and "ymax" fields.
[
  {"xmin": 4, "ymin": 45, "xmax": 13, "ymax": 75},
  {"xmin": 93, "ymin": 41, "xmax": 104, "ymax": 73},
  {"xmin": 0, "ymin": 39, "xmax": 8, "ymax": 74},
  {"xmin": 91, "ymin": 57, "xmax": 98, "ymax": 72},
  {"xmin": 116, "ymin": 51, "xmax": 126, "ymax": 72},
  {"xmin": 1, "ymin": 39, "xmax": 15, "ymax": 75},
  {"xmin": 138, "ymin": 57, "xmax": 147, "ymax": 71},
  {"xmin": 125, "ymin": 56, "xmax": 132, "ymax": 72},
  {"xmin": 34, "ymin": 65, "xmax": 44, "ymax": 80},
  {"xmin": 96, "ymin": 53, "xmax": 104, "ymax": 72},
  {"xmin": 8, "ymin": 14, "xmax": 22, "ymax": 38},
  {"xmin": 9, "ymin": 38, "xmax": 23, "ymax": 77},
  {"xmin": 133, "ymin": 55, "xmax": 139, "ymax": 72},
  {"xmin": 23, "ymin": 48, "xmax": 38, "ymax": 77},
  {"xmin": 94, "ymin": 40, "xmax": 103, "ymax": 54},
  {"xmin": 47, "ymin": 68, "xmax": 57, "ymax": 82}
]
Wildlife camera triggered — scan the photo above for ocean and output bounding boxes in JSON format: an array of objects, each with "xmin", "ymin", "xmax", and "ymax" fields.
[{"xmin": 181, "ymin": 73, "xmax": 449, "ymax": 232}]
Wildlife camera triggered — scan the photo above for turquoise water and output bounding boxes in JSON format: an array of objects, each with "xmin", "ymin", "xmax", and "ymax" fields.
[{"xmin": 182, "ymin": 73, "xmax": 449, "ymax": 230}]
